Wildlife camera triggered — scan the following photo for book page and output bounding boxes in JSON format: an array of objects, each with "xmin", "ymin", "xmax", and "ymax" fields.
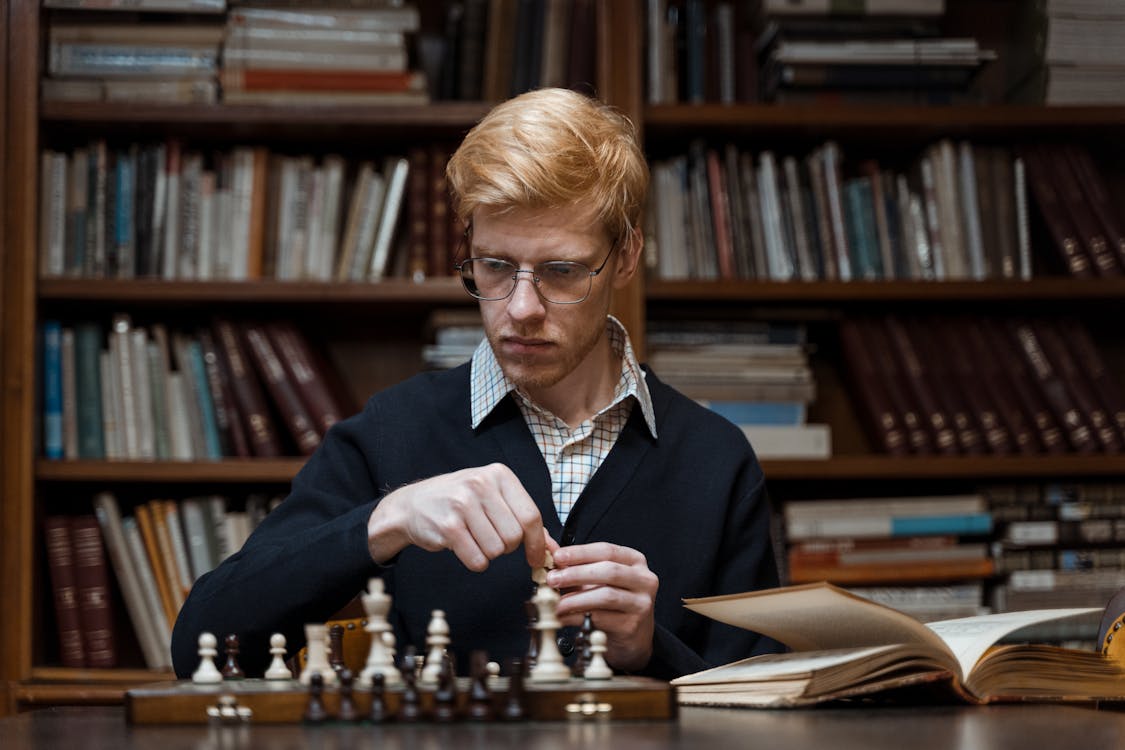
[
  {"xmin": 926, "ymin": 607, "xmax": 1099, "ymax": 680},
  {"xmin": 684, "ymin": 582, "xmax": 955, "ymax": 667},
  {"xmin": 672, "ymin": 645, "xmax": 900, "ymax": 685}
]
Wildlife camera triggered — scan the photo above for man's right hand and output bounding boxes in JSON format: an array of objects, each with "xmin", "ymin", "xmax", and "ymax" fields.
[{"xmin": 365, "ymin": 463, "xmax": 548, "ymax": 572}]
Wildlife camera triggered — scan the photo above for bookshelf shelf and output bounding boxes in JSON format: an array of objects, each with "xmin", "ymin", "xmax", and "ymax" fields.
[
  {"xmin": 36, "ymin": 459, "xmax": 307, "ymax": 483},
  {"xmin": 30, "ymin": 666, "xmax": 175, "ymax": 684},
  {"xmin": 645, "ymin": 278, "xmax": 1125, "ymax": 303},
  {"xmin": 645, "ymin": 104, "xmax": 1125, "ymax": 137},
  {"xmin": 762, "ymin": 456, "xmax": 1125, "ymax": 481},
  {"xmin": 38, "ymin": 278, "xmax": 471, "ymax": 305}
]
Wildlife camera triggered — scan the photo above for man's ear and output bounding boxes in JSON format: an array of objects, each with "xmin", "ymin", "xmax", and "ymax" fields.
[{"xmin": 612, "ymin": 225, "xmax": 644, "ymax": 289}]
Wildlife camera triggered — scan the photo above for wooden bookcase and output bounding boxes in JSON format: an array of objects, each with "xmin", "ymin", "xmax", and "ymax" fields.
[{"xmin": 4, "ymin": 0, "xmax": 1125, "ymax": 714}]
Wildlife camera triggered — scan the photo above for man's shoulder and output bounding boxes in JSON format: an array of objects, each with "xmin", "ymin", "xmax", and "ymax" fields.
[{"xmin": 366, "ymin": 362, "xmax": 471, "ymax": 415}]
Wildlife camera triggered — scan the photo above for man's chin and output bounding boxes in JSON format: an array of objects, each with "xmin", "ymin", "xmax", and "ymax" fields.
[{"xmin": 499, "ymin": 361, "xmax": 565, "ymax": 393}]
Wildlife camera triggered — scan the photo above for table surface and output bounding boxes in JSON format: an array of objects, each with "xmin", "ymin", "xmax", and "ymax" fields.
[{"xmin": 4, "ymin": 704, "xmax": 1125, "ymax": 750}]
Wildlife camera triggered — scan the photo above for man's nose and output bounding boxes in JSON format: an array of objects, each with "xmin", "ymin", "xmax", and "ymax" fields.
[{"xmin": 506, "ymin": 271, "xmax": 547, "ymax": 318}]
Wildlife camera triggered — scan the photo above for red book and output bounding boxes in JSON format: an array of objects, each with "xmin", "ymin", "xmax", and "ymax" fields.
[
  {"xmin": 933, "ymin": 318, "xmax": 1013, "ymax": 455},
  {"xmin": 43, "ymin": 516, "xmax": 85, "ymax": 668},
  {"xmin": 883, "ymin": 316, "xmax": 958, "ymax": 455},
  {"xmin": 980, "ymin": 319, "xmax": 1066, "ymax": 454},
  {"xmin": 962, "ymin": 322, "xmax": 1039, "ymax": 455},
  {"xmin": 1065, "ymin": 143, "xmax": 1125, "ymax": 271},
  {"xmin": 1042, "ymin": 145, "xmax": 1121, "ymax": 277},
  {"xmin": 264, "ymin": 321, "xmax": 345, "ymax": 438},
  {"xmin": 838, "ymin": 318, "xmax": 908, "ymax": 456},
  {"xmin": 905, "ymin": 316, "xmax": 985, "ymax": 455},
  {"xmin": 198, "ymin": 328, "xmax": 250, "ymax": 458},
  {"xmin": 240, "ymin": 321, "xmax": 321, "ymax": 456},
  {"xmin": 221, "ymin": 68, "xmax": 421, "ymax": 93},
  {"xmin": 70, "ymin": 514, "xmax": 116, "ymax": 668},
  {"xmin": 212, "ymin": 318, "xmax": 283, "ymax": 458},
  {"xmin": 1018, "ymin": 145, "xmax": 1094, "ymax": 278},
  {"xmin": 1060, "ymin": 318, "xmax": 1125, "ymax": 445},
  {"xmin": 860, "ymin": 317, "xmax": 932, "ymax": 454},
  {"xmin": 706, "ymin": 147, "xmax": 737, "ymax": 280}
]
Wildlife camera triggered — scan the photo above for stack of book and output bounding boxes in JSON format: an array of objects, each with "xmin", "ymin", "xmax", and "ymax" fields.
[
  {"xmin": 41, "ymin": 15, "xmax": 224, "ymax": 104},
  {"xmin": 647, "ymin": 320, "xmax": 830, "ymax": 459},
  {"xmin": 753, "ymin": 0, "xmax": 995, "ymax": 105},
  {"xmin": 783, "ymin": 494, "xmax": 995, "ymax": 586},
  {"xmin": 841, "ymin": 315, "xmax": 1125, "ymax": 457},
  {"xmin": 422, "ymin": 309, "xmax": 485, "ymax": 370},
  {"xmin": 1008, "ymin": 0, "xmax": 1125, "ymax": 104},
  {"xmin": 645, "ymin": 0, "xmax": 757, "ymax": 104},
  {"xmin": 646, "ymin": 137, "xmax": 1045, "ymax": 283},
  {"xmin": 37, "ymin": 142, "xmax": 420, "ymax": 283},
  {"xmin": 220, "ymin": 4, "xmax": 429, "ymax": 105},
  {"xmin": 39, "ymin": 316, "xmax": 350, "ymax": 462}
]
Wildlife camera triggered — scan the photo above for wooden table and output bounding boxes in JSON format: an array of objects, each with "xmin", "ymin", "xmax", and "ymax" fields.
[{"xmin": 4, "ymin": 704, "xmax": 1125, "ymax": 749}]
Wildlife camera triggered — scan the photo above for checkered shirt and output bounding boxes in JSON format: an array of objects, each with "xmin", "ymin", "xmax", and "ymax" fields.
[{"xmin": 470, "ymin": 316, "xmax": 657, "ymax": 524}]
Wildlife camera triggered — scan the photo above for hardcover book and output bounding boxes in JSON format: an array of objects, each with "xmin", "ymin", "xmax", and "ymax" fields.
[{"xmin": 672, "ymin": 582, "xmax": 1125, "ymax": 707}]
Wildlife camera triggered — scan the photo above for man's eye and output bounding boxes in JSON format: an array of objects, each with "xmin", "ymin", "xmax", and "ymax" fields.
[
  {"xmin": 541, "ymin": 263, "xmax": 579, "ymax": 279},
  {"xmin": 480, "ymin": 259, "xmax": 511, "ymax": 273}
]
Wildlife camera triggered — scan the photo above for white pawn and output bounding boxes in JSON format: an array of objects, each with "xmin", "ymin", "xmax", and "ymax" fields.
[
  {"xmin": 192, "ymin": 632, "xmax": 223, "ymax": 684},
  {"xmin": 264, "ymin": 633, "xmax": 293, "ymax": 680},
  {"xmin": 583, "ymin": 630, "xmax": 613, "ymax": 680},
  {"xmin": 420, "ymin": 609, "xmax": 450, "ymax": 686},
  {"xmin": 299, "ymin": 623, "xmax": 337, "ymax": 686},
  {"xmin": 528, "ymin": 584, "xmax": 571, "ymax": 683}
]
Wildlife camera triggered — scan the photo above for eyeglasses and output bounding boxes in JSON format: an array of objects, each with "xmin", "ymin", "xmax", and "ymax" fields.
[{"xmin": 453, "ymin": 230, "xmax": 615, "ymax": 305}]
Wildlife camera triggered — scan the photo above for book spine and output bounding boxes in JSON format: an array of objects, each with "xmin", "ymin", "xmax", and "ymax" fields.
[
  {"xmin": 43, "ymin": 517, "xmax": 86, "ymax": 668},
  {"xmin": 367, "ymin": 156, "xmax": 410, "ymax": 281},
  {"xmin": 1043, "ymin": 145, "xmax": 1121, "ymax": 277},
  {"xmin": 121, "ymin": 516, "xmax": 173, "ymax": 652},
  {"xmin": 264, "ymin": 321, "xmax": 343, "ymax": 436},
  {"xmin": 200, "ymin": 328, "xmax": 248, "ymax": 457},
  {"xmin": 61, "ymin": 327, "xmax": 79, "ymax": 459},
  {"xmin": 838, "ymin": 318, "xmax": 908, "ymax": 456},
  {"xmin": 42, "ymin": 320, "xmax": 65, "ymax": 460},
  {"xmin": 70, "ymin": 515, "xmax": 116, "ymax": 667},
  {"xmin": 212, "ymin": 319, "xmax": 282, "ymax": 457},
  {"xmin": 240, "ymin": 322, "xmax": 321, "ymax": 455},
  {"xmin": 1019, "ymin": 145, "xmax": 1093, "ymax": 278},
  {"xmin": 883, "ymin": 316, "xmax": 958, "ymax": 454},
  {"xmin": 133, "ymin": 503, "xmax": 178, "ymax": 630},
  {"xmin": 1060, "ymin": 319, "xmax": 1125, "ymax": 445},
  {"xmin": 980, "ymin": 319, "xmax": 1066, "ymax": 454}
]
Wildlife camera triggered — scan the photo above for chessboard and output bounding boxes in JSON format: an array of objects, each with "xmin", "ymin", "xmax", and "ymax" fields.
[{"xmin": 125, "ymin": 674, "xmax": 677, "ymax": 724}]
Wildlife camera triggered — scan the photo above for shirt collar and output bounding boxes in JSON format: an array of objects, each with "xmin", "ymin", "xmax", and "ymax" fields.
[{"xmin": 470, "ymin": 315, "xmax": 657, "ymax": 438}]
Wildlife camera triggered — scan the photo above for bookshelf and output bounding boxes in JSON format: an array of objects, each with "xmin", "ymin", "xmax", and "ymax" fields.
[{"xmin": 4, "ymin": 0, "xmax": 1125, "ymax": 714}]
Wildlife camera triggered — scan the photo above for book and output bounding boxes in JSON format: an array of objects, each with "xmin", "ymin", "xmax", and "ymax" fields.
[
  {"xmin": 264, "ymin": 321, "xmax": 344, "ymax": 436},
  {"xmin": 671, "ymin": 581, "xmax": 1125, "ymax": 707},
  {"xmin": 212, "ymin": 318, "xmax": 282, "ymax": 457},
  {"xmin": 43, "ymin": 516, "xmax": 86, "ymax": 667},
  {"xmin": 70, "ymin": 515, "xmax": 116, "ymax": 667},
  {"xmin": 240, "ymin": 321, "xmax": 321, "ymax": 455}
]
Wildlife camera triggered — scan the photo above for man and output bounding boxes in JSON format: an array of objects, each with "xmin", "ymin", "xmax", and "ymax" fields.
[{"xmin": 171, "ymin": 88, "xmax": 780, "ymax": 680}]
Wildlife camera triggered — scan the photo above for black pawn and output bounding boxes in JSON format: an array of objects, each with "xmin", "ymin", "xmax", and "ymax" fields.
[
  {"xmin": 523, "ymin": 599, "xmax": 539, "ymax": 675},
  {"xmin": 328, "ymin": 623, "xmax": 346, "ymax": 676},
  {"xmin": 303, "ymin": 672, "xmax": 329, "ymax": 723},
  {"xmin": 398, "ymin": 654, "xmax": 422, "ymax": 722},
  {"xmin": 572, "ymin": 613, "xmax": 594, "ymax": 677},
  {"xmin": 368, "ymin": 673, "xmax": 389, "ymax": 724},
  {"xmin": 501, "ymin": 657, "xmax": 526, "ymax": 721},
  {"xmin": 337, "ymin": 667, "xmax": 359, "ymax": 723},
  {"xmin": 221, "ymin": 633, "xmax": 244, "ymax": 679},
  {"xmin": 433, "ymin": 653, "xmax": 457, "ymax": 723},
  {"xmin": 467, "ymin": 650, "xmax": 493, "ymax": 722}
]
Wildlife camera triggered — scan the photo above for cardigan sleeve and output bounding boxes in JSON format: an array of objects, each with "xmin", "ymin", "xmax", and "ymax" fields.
[{"xmin": 170, "ymin": 401, "xmax": 387, "ymax": 678}]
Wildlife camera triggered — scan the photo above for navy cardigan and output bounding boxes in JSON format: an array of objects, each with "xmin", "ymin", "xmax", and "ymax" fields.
[{"xmin": 171, "ymin": 364, "xmax": 781, "ymax": 679}]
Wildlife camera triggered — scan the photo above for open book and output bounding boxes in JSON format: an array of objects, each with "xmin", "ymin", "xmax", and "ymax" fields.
[{"xmin": 672, "ymin": 582, "xmax": 1125, "ymax": 707}]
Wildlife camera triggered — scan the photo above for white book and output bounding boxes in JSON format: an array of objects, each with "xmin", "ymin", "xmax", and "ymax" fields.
[
  {"xmin": 129, "ymin": 327, "xmax": 156, "ymax": 460},
  {"xmin": 166, "ymin": 372, "xmax": 194, "ymax": 460},
  {"xmin": 39, "ymin": 150, "xmax": 68, "ymax": 278},
  {"xmin": 741, "ymin": 423, "xmax": 830, "ymax": 459},
  {"xmin": 161, "ymin": 501, "xmax": 195, "ymax": 594},
  {"xmin": 161, "ymin": 143, "xmax": 182, "ymax": 279},
  {"xmin": 1013, "ymin": 156, "xmax": 1032, "ymax": 281},
  {"xmin": 99, "ymin": 350, "xmax": 120, "ymax": 459},
  {"xmin": 222, "ymin": 46, "xmax": 407, "ymax": 72},
  {"xmin": 303, "ymin": 165, "xmax": 326, "ymax": 280},
  {"xmin": 757, "ymin": 152, "xmax": 794, "ymax": 281},
  {"xmin": 150, "ymin": 143, "xmax": 168, "ymax": 278},
  {"xmin": 957, "ymin": 141, "xmax": 986, "ymax": 280},
  {"xmin": 367, "ymin": 156, "xmax": 410, "ymax": 281},
  {"xmin": 60, "ymin": 327, "xmax": 79, "ymax": 459},
  {"xmin": 317, "ymin": 155, "xmax": 346, "ymax": 281},
  {"xmin": 122, "ymin": 516, "xmax": 174, "ymax": 655},
  {"xmin": 347, "ymin": 168, "xmax": 386, "ymax": 281},
  {"xmin": 92, "ymin": 493, "xmax": 170, "ymax": 670},
  {"xmin": 197, "ymin": 170, "xmax": 216, "ymax": 280},
  {"xmin": 227, "ymin": 147, "xmax": 254, "ymax": 280},
  {"xmin": 111, "ymin": 314, "xmax": 140, "ymax": 459},
  {"xmin": 178, "ymin": 152, "xmax": 203, "ymax": 280},
  {"xmin": 146, "ymin": 340, "xmax": 170, "ymax": 460},
  {"xmin": 171, "ymin": 334, "xmax": 205, "ymax": 459},
  {"xmin": 821, "ymin": 143, "xmax": 852, "ymax": 281},
  {"xmin": 933, "ymin": 140, "xmax": 967, "ymax": 279},
  {"xmin": 180, "ymin": 497, "xmax": 215, "ymax": 580}
]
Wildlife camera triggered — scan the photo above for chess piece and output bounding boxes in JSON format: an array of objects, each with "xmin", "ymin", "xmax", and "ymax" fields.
[
  {"xmin": 501, "ymin": 657, "xmax": 526, "ymax": 721},
  {"xmin": 368, "ymin": 673, "xmax": 389, "ymax": 724},
  {"xmin": 221, "ymin": 634, "xmax": 244, "ymax": 679},
  {"xmin": 467, "ymin": 650, "xmax": 494, "ymax": 721},
  {"xmin": 265, "ymin": 633, "xmax": 293, "ymax": 680},
  {"xmin": 337, "ymin": 668, "xmax": 359, "ymax": 722},
  {"xmin": 328, "ymin": 624, "xmax": 346, "ymax": 677},
  {"xmin": 572, "ymin": 613, "xmax": 594, "ymax": 677},
  {"xmin": 300, "ymin": 623, "xmax": 337, "ymax": 686},
  {"xmin": 523, "ymin": 598, "xmax": 539, "ymax": 674},
  {"xmin": 420, "ymin": 609, "xmax": 450, "ymax": 686},
  {"xmin": 398, "ymin": 653, "xmax": 422, "ymax": 722},
  {"xmin": 303, "ymin": 672, "xmax": 329, "ymax": 723},
  {"xmin": 583, "ymin": 630, "xmax": 613, "ymax": 680},
  {"xmin": 528, "ymin": 584, "xmax": 571, "ymax": 682},
  {"xmin": 192, "ymin": 632, "xmax": 223, "ymax": 684},
  {"xmin": 433, "ymin": 653, "xmax": 457, "ymax": 723},
  {"xmin": 359, "ymin": 578, "xmax": 402, "ymax": 688}
]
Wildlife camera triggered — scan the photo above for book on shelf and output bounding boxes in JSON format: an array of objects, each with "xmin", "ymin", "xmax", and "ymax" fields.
[
  {"xmin": 784, "ymin": 494, "xmax": 992, "ymax": 541},
  {"xmin": 240, "ymin": 322, "xmax": 321, "ymax": 456},
  {"xmin": 70, "ymin": 514, "xmax": 117, "ymax": 668},
  {"xmin": 672, "ymin": 581, "xmax": 1125, "ymax": 707},
  {"xmin": 740, "ymin": 424, "xmax": 832, "ymax": 460},
  {"xmin": 43, "ymin": 516, "xmax": 86, "ymax": 668},
  {"xmin": 44, "ymin": 0, "xmax": 224, "ymax": 10}
]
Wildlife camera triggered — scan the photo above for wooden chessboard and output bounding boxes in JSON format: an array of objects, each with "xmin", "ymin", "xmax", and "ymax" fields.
[{"xmin": 125, "ymin": 675, "xmax": 677, "ymax": 724}]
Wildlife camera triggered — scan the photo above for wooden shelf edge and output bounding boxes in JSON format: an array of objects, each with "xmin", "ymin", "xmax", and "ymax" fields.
[
  {"xmin": 30, "ymin": 667, "xmax": 175, "ymax": 684},
  {"xmin": 762, "ymin": 455, "xmax": 1125, "ymax": 480},
  {"xmin": 38, "ymin": 277, "xmax": 471, "ymax": 304},
  {"xmin": 36, "ymin": 459, "xmax": 306, "ymax": 483},
  {"xmin": 645, "ymin": 278, "xmax": 1125, "ymax": 303}
]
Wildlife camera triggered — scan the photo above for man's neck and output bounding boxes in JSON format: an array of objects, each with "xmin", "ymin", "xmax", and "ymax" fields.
[{"xmin": 523, "ymin": 335, "xmax": 620, "ymax": 429}]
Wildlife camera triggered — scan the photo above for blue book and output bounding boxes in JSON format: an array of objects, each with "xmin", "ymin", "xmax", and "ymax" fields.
[
  {"xmin": 42, "ymin": 321, "xmax": 64, "ymax": 459},
  {"xmin": 187, "ymin": 339, "xmax": 223, "ymax": 460},
  {"xmin": 74, "ymin": 323, "xmax": 105, "ymax": 459},
  {"xmin": 115, "ymin": 150, "xmax": 135, "ymax": 278},
  {"xmin": 703, "ymin": 400, "xmax": 806, "ymax": 426},
  {"xmin": 891, "ymin": 513, "xmax": 993, "ymax": 537}
]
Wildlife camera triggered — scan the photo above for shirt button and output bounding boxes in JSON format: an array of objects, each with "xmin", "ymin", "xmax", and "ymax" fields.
[
  {"xmin": 557, "ymin": 636, "xmax": 574, "ymax": 655},
  {"xmin": 561, "ymin": 529, "xmax": 575, "ymax": 545}
]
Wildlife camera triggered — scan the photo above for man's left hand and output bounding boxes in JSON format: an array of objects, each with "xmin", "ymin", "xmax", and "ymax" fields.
[{"xmin": 546, "ymin": 542, "xmax": 658, "ymax": 672}]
